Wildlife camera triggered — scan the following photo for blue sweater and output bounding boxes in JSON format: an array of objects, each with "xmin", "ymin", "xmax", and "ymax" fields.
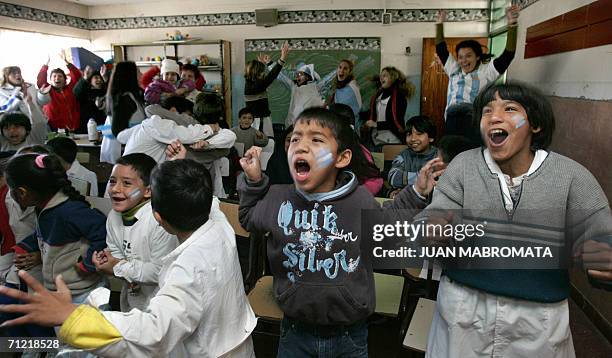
[{"xmin": 17, "ymin": 192, "xmax": 106, "ymax": 294}]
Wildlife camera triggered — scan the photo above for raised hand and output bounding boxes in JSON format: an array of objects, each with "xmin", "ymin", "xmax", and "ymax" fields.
[
  {"xmin": 0, "ymin": 271, "xmax": 77, "ymax": 327},
  {"xmin": 83, "ymin": 65, "xmax": 93, "ymax": 80},
  {"xmin": 414, "ymin": 157, "xmax": 447, "ymax": 197},
  {"xmin": 506, "ymin": 4, "xmax": 520, "ymax": 25},
  {"xmin": 280, "ymin": 41, "xmax": 290, "ymax": 62},
  {"xmin": 100, "ymin": 64, "xmax": 107, "ymax": 79},
  {"xmin": 257, "ymin": 53, "xmax": 271, "ymax": 64},
  {"xmin": 240, "ymin": 146, "xmax": 263, "ymax": 182},
  {"xmin": 437, "ymin": 10, "xmax": 446, "ymax": 24}
]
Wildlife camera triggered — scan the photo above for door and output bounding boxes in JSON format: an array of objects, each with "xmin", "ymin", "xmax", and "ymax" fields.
[{"xmin": 421, "ymin": 37, "xmax": 488, "ymax": 140}]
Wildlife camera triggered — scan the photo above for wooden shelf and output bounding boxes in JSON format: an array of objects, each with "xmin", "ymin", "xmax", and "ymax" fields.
[{"xmin": 151, "ymin": 38, "xmax": 201, "ymax": 44}]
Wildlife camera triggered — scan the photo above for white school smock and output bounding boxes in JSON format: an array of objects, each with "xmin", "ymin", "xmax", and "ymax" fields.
[
  {"xmin": 118, "ymin": 114, "xmax": 214, "ymax": 163},
  {"xmin": 106, "ymin": 201, "xmax": 178, "ymax": 312},
  {"xmin": 67, "ymin": 161, "xmax": 99, "ymax": 197},
  {"xmin": 90, "ymin": 198, "xmax": 257, "ymax": 357}
]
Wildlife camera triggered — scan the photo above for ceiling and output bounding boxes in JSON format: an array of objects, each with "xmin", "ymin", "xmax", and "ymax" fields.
[{"xmin": 64, "ymin": 0, "xmax": 152, "ymax": 5}]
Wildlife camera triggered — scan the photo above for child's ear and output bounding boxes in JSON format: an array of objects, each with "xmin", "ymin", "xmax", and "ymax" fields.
[
  {"xmin": 335, "ymin": 149, "xmax": 352, "ymax": 169},
  {"xmin": 531, "ymin": 126, "xmax": 542, "ymax": 134},
  {"xmin": 429, "ymin": 137, "xmax": 434, "ymax": 143},
  {"xmin": 143, "ymin": 186, "xmax": 152, "ymax": 199},
  {"xmin": 153, "ymin": 211, "xmax": 164, "ymax": 225}
]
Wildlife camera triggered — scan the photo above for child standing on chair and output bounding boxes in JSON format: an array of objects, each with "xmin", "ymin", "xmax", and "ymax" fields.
[
  {"xmin": 92, "ymin": 153, "xmax": 179, "ymax": 312},
  {"xmin": 238, "ymin": 107, "xmax": 379, "ymax": 357}
]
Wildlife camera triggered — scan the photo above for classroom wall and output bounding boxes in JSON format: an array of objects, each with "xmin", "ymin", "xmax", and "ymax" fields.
[
  {"xmin": 508, "ymin": 0, "xmax": 612, "ymax": 336},
  {"xmin": 0, "ymin": 0, "xmax": 90, "ymax": 39},
  {"xmin": 0, "ymin": 0, "xmax": 489, "ymax": 121},
  {"xmin": 87, "ymin": 0, "xmax": 487, "ymax": 121}
]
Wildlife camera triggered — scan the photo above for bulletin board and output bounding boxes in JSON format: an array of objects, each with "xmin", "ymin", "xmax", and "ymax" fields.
[{"xmin": 244, "ymin": 37, "xmax": 381, "ymax": 125}]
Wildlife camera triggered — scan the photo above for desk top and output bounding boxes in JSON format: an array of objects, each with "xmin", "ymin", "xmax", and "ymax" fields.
[{"xmin": 73, "ymin": 134, "xmax": 100, "ymax": 148}]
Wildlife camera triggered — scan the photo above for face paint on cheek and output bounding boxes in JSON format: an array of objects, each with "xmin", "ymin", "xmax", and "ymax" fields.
[
  {"xmin": 512, "ymin": 115, "xmax": 527, "ymax": 129},
  {"xmin": 315, "ymin": 149, "xmax": 334, "ymax": 169},
  {"xmin": 128, "ymin": 188, "xmax": 142, "ymax": 200}
]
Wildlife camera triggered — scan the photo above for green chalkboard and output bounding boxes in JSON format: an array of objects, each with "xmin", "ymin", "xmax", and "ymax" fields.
[{"xmin": 245, "ymin": 38, "xmax": 381, "ymax": 125}]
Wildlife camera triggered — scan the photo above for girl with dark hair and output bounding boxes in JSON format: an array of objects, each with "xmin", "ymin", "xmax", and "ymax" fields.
[
  {"xmin": 363, "ymin": 66, "xmax": 416, "ymax": 147},
  {"xmin": 327, "ymin": 59, "xmax": 362, "ymax": 126},
  {"xmin": 265, "ymin": 125, "xmax": 294, "ymax": 185},
  {"xmin": 101, "ymin": 61, "xmax": 146, "ymax": 163},
  {"xmin": 5, "ymin": 154, "xmax": 107, "ymax": 304},
  {"xmin": 73, "ymin": 65, "xmax": 107, "ymax": 133},
  {"xmin": 436, "ymin": 5, "xmax": 520, "ymax": 115},
  {"xmin": 107, "ymin": 61, "xmax": 146, "ymax": 137},
  {"xmin": 244, "ymin": 42, "xmax": 289, "ymax": 137},
  {"xmin": 329, "ymin": 103, "xmax": 383, "ymax": 195}
]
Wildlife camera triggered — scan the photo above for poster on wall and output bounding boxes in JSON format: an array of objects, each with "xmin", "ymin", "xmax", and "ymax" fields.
[{"xmin": 244, "ymin": 37, "xmax": 381, "ymax": 125}]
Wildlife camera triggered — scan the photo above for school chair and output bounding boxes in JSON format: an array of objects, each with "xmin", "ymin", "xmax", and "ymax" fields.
[
  {"xmin": 371, "ymin": 152, "xmax": 385, "ymax": 172},
  {"xmin": 218, "ymin": 199, "xmax": 254, "ymax": 285},
  {"xmin": 382, "ymin": 144, "xmax": 408, "ymax": 162},
  {"xmin": 71, "ymin": 177, "xmax": 91, "ymax": 196},
  {"xmin": 401, "ymin": 265, "xmax": 437, "ymax": 357},
  {"xmin": 233, "ymin": 142, "xmax": 245, "ymax": 157},
  {"xmin": 244, "ymin": 230, "xmax": 283, "ymax": 337},
  {"xmin": 259, "ymin": 138, "xmax": 275, "ymax": 171}
]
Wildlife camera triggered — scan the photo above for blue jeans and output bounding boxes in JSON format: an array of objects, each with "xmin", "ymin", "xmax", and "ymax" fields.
[{"xmin": 277, "ymin": 317, "xmax": 368, "ymax": 358}]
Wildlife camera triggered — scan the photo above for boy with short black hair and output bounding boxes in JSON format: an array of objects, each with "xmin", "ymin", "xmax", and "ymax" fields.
[
  {"xmin": 238, "ymin": 107, "xmax": 379, "ymax": 357},
  {"xmin": 46, "ymin": 136, "xmax": 98, "ymax": 197},
  {"xmin": 231, "ymin": 107, "xmax": 268, "ymax": 152},
  {"xmin": 388, "ymin": 115, "xmax": 438, "ymax": 190},
  {"xmin": 0, "ymin": 112, "xmax": 47, "ymax": 152},
  {"xmin": 0, "ymin": 159, "xmax": 257, "ymax": 357},
  {"xmin": 92, "ymin": 153, "xmax": 178, "ymax": 312}
]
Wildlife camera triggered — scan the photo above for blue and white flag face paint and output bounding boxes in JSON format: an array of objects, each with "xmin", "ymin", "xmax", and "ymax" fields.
[
  {"xmin": 315, "ymin": 148, "xmax": 334, "ymax": 169},
  {"xmin": 128, "ymin": 188, "xmax": 142, "ymax": 200},
  {"xmin": 512, "ymin": 114, "xmax": 527, "ymax": 129}
]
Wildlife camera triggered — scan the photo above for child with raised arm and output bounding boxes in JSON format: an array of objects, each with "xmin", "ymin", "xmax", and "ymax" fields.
[
  {"xmin": 93, "ymin": 153, "xmax": 178, "ymax": 312},
  {"xmin": 436, "ymin": 5, "xmax": 520, "ymax": 115},
  {"xmin": 237, "ymin": 107, "xmax": 379, "ymax": 357},
  {"xmin": 37, "ymin": 54, "xmax": 82, "ymax": 131},
  {"xmin": 244, "ymin": 41, "xmax": 289, "ymax": 137},
  {"xmin": 0, "ymin": 159, "xmax": 257, "ymax": 357}
]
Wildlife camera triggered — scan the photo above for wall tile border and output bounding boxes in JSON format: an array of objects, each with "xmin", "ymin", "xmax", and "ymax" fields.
[
  {"xmin": 245, "ymin": 37, "xmax": 380, "ymax": 52},
  {"xmin": 0, "ymin": 2, "xmax": 492, "ymax": 31},
  {"xmin": 0, "ymin": 1, "xmax": 540, "ymax": 31}
]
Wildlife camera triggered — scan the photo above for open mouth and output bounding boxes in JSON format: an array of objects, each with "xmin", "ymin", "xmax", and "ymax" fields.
[
  {"xmin": 111, "ymin": 196, "xmax": 126, "ymax": 203},
  {"xmin": 293, "ymin": 159, "xmax": 311, "ymax": 181},
  {"xmin": 489, "ymin": 129, "xmax": 509, "ymax": 146}
]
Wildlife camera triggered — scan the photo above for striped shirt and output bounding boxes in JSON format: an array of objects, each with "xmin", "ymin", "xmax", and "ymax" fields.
[{"xmin": 444, "ymin": 56, "xmax": 500, "ymax": 116}]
